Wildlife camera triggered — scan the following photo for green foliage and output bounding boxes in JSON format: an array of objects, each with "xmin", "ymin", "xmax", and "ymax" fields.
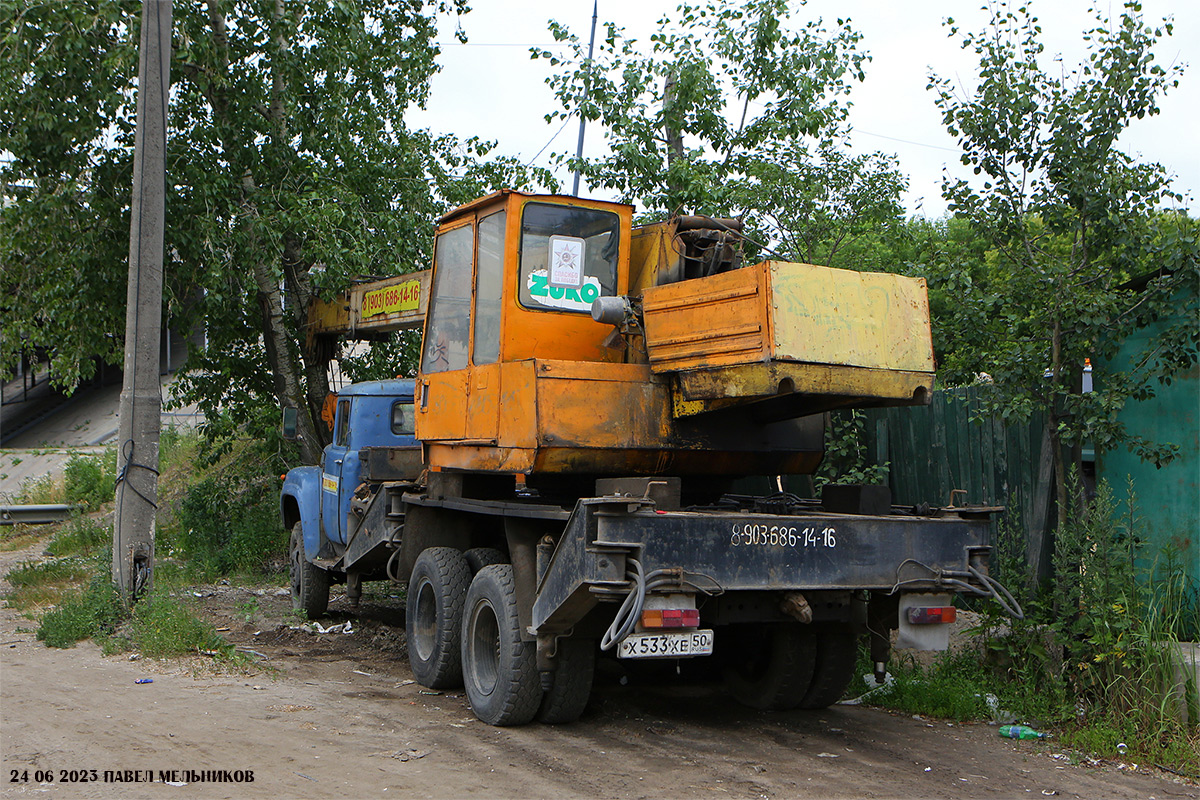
[
  {"xmin": 169, "ymin": 438, "xmax": 289, "ymax": 577},
  {"xmin": 0, "ymin": 524, "xmax": 43, "ymax": 553},
  {"xmin": 813, "ymin": 409, "xmax": 888, "ymax": 490},
  {"xmin": 35, "ymin": 572, "xmax": 123, "ymax": 649},
  {"xmin": 1049, "ymin": 480, "xmax": 1197, "ymax": 733},
  {"xmin": 45, "ymin": 515, "xmax": 110, "ymax": 558},
  {"xmin": 537, "ymin": 0, "xmax": 894, "ymax": 242},
  {"xmin": 869, "ymin": 477, "xmax": 1197, "ymax": 773},
  {"xmin": 338, "ymin": 330, "xmax": 422, "ymax": 384},
  {"xmin": 874, "ymin": 648, "xmax": 1041, "ymax": 722},
  {"xmin": 62, "ymin": 448, "xmax": 116, "ymax": 509},
  {"xmin": 14, "ymin": 472, "xmax": 62, "ymax": 505},
  {"xmin": 1, "ymin": 0, "xmax": 548, "ymax": 463},
  {"xmin": 928, "ymin": 1, "xmax": 1196, "ymax": 484},
  {"xmin": 6, "ymin": 558, "xmax": 91, "ymax": 611},
  {"xmin": 731, "ymin": 140, "xmax": 908, "ymax": 267},
  {"xmin": 0, "ymin": 0, "xmax": 138, "ymax": 390}
]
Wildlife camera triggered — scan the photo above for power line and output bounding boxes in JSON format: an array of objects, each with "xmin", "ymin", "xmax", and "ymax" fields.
[
  {"xmin": 526, "ymin": 116, "xmax": 572, "ymax": 168},
  {"xmin": 853, "ymin": 128, "xmax": 959, "ymax": 153}
]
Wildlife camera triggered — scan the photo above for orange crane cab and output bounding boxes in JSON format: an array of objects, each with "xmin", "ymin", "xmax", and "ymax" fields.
[
  {"xmin": 414, "ymin": 190, "xmax": 932, "ymax": 486},
  {"xmin": 414, "ymin": 190, "xmax": 827, "ymax": 483},
  {"xmin": 415, "ymin": 191, "xmax": 647, "ymax": 475}
]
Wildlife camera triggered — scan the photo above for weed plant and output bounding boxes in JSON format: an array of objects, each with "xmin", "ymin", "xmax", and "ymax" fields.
[
  {"xmin": 15, "ymin": 472, "xmax": 61, "ymax": 504},
  {"xmin": 163, "ymin": 433, "xmax": 295, "ymax": 577},
  {"xmin": 45, "ymin": 515, "xmax": 110, "ymax": 558},
  {"xmin": 62, "ymin": 448, "xmax": 116, "ymax": 509},
  {"xmin": 36, "ymin": 572, "xmax": 123, "ymax": 648},
  {"xmin": 813, "ymin": 409, "xmax": 889, "ymax": 491},
  {"xmin": 123, "ymin": 592, "xmax": 229, "ymax": 658},
  {"xmin": 0, "ymin": 524, "xmax": 43, "ymax": 552},
  {"xmin": 6, "ymin": 558, "xmax": 92, "ymax": 611},
  {"xmin": 22, "ymin": 555, "xmax": 237, "ymax": 659}
]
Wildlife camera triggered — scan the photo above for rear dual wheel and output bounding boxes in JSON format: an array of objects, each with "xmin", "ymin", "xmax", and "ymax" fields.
[
  {"xmin": 407, "ymin": 547, "xmax": 471, "ymax": 689},
  {"xmin": 536, "ymin": 636, "xmax": 595, "ymax": 724},
  {"xmin": 459, "ymin": 563, "xmax": 596, "ymax": 726},
  {"xmin": 461, "ymin": 564, "xmax": 543, "ymax": 725},
  {"xmin": 725, "ymin": 622, "xmax": 858, "ymax": 711},
  {"xmin": 800, "ymin": 624, "xmax": 859, "ymax": 708}
]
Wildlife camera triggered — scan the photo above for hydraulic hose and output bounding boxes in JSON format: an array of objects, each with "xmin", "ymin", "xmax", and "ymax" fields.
[
  {"xmin": 890, "ymin": 559, "xmax": 1025, "ymax": 620},
  {"xmin": 600, "ymin": 558, "xmax": 646, "ymax": 651}
]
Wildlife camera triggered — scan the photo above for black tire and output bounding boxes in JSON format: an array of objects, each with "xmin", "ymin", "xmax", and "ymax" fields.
[
  {"xmin": 724, "ymin": 623, "xmax": 817, "ymax": 711},
  {"xmin": 289, "ymin": 522, "xmax": 329, "ymax": 618},
  {"xmin": 799, "ymin": 624, "xmax": 860, "ymax": 709},
  {"xmin": 461, "ymin": 564, "xmax": 542, "ymax": 726},
  {"xmin": 537, "ymin": 637, "xmax": 596, "ymax": 724},
  {"xmin": 463, "ymin": 547, "xmax": 506, "ymax": 575},
  {"xmin": 406, "ymin": 547, "xmax": 471, "ymax": 689}
]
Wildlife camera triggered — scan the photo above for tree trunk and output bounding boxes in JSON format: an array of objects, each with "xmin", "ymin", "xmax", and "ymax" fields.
[
  {"xmin": 662, "ymin": 71, "xmax": 685, "ymax": 208},
  {"xmin": 240, "ymin": 173, "xmax": 323, "ymax": 464},
  {"xmin": 281, "ymin": 232, "xmax": 333, "ymax": 451},
  {"xmin": 1050, "ymin": 318, "xmax": 1069, "ymax": 533}
]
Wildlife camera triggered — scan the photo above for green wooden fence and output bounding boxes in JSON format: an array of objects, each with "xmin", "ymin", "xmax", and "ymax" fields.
[{"xmin": 860, "ymin": 386, "xmax": 1055, "ymax": 580}]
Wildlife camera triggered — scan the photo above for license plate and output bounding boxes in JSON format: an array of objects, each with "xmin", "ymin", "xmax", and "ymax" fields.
[{"xmin": 617, "ymin": 629, "xmax": 714, "ymax": 659}]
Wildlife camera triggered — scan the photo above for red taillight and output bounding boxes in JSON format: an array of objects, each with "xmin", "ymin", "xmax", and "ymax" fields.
[
  {"xmin": 641, "ymin": 608, "xmax": 701, "ymax": 629},
  {"xmin": 907, "ymin": 606, "xmax": 957, "ymax": 624}
]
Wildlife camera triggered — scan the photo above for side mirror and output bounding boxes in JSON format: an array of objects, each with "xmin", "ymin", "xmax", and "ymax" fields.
[{"xmin": 281, "ymin": 406, "xmax": 299, "ymax": 440}]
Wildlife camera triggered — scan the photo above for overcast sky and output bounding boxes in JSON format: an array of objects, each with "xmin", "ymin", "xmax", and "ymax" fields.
[{"xmin": 409, "ymin": 0, "xmax": 1198, "ymax": 219}]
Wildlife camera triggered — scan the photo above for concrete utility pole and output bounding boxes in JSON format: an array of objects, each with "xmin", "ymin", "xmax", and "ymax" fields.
[{"xmin": 113, "ymin": 0, "xmax": 172, "ymax": 604}]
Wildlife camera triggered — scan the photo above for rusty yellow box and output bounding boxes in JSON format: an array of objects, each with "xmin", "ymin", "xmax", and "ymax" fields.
[{"xmin": 640, "ymin": 261, "xmax": 935, "ymax": 412}]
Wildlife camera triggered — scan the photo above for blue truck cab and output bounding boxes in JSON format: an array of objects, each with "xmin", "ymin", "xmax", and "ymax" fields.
[{"xmin": 281, "ymin": 379, "xmax": 418, "ymax": 573}]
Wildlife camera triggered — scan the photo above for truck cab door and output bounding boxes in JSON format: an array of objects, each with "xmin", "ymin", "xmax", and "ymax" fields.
[
  {"xmin": 418, "ymin": 222, "xmax": 473, "ymax": 441},
  {"xmin": 321, "ymin": 398, "xmax": 351, "ymax": 544},
  {"xmin": 465, "ymin": 209, "xmax": 506, "ymax": 442}
]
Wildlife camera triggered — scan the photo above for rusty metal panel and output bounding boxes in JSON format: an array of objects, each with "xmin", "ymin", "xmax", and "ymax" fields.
[
  {"xmin": 628, "ymin": 221, "xmax": 682, "ymax": 293},
  {"xmin": 533, "ymin": 360, "xmax": 671, "ymax": 449},
  {"xmin": 498, "ymin": 361, "xmax": 539, "ymax": 448},
  {"xmin": 361, "ymin": 446, "xmax": 422, "ymax": 481},
  {"xmin": 641, "ymin": 267, "xmax": 768, "ymax": 373},
  {"xmin": 415, "ymin": 369, "xmax": 469, "ymax": 441},
  {"xmin": 767, "ymin": 261, "xmax": 934, "ymax": 372},
  {"xmin": 425, "ymin": 443, "xmax": 538, "ymax": 474},
  {"xmin": 674, "ymin": 362, "xmax": 934, "ymax": 405},
  {"xmin": 466, "ymin": 362, "xmax": 502, "ymax": 443}
]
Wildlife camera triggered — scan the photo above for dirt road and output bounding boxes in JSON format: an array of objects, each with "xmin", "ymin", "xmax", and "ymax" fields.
[{"xmin": 1, "ymin": 539, "xmax": 1194, "ymax": 800}]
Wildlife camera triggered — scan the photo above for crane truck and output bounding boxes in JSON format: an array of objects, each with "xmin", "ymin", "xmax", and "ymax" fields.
[{"xmin": 280, "ymin": 190, "xmax": 1019, "ymax": 726}]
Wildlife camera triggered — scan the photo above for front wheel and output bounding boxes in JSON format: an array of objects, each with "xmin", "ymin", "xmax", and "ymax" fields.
[
  {"xmin": 461, "ymin": 564, "xmax": 542, "ymax": 726},
  {"xmin": 289, "ymin": 522, "xmax": 329, "ymax": 618}
]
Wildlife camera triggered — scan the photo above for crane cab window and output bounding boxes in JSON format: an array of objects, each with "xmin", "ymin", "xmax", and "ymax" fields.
[
  {"xmin": 421, "ymin": 223, "xmax": 474, "ymax": 373},
  {"xmin": 519, "ymin": 203, "xmax": 620, "ymax": 313},
  {"xmin": 473, "ymin": 211, "xmax": 506, "ymax": 365}
]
